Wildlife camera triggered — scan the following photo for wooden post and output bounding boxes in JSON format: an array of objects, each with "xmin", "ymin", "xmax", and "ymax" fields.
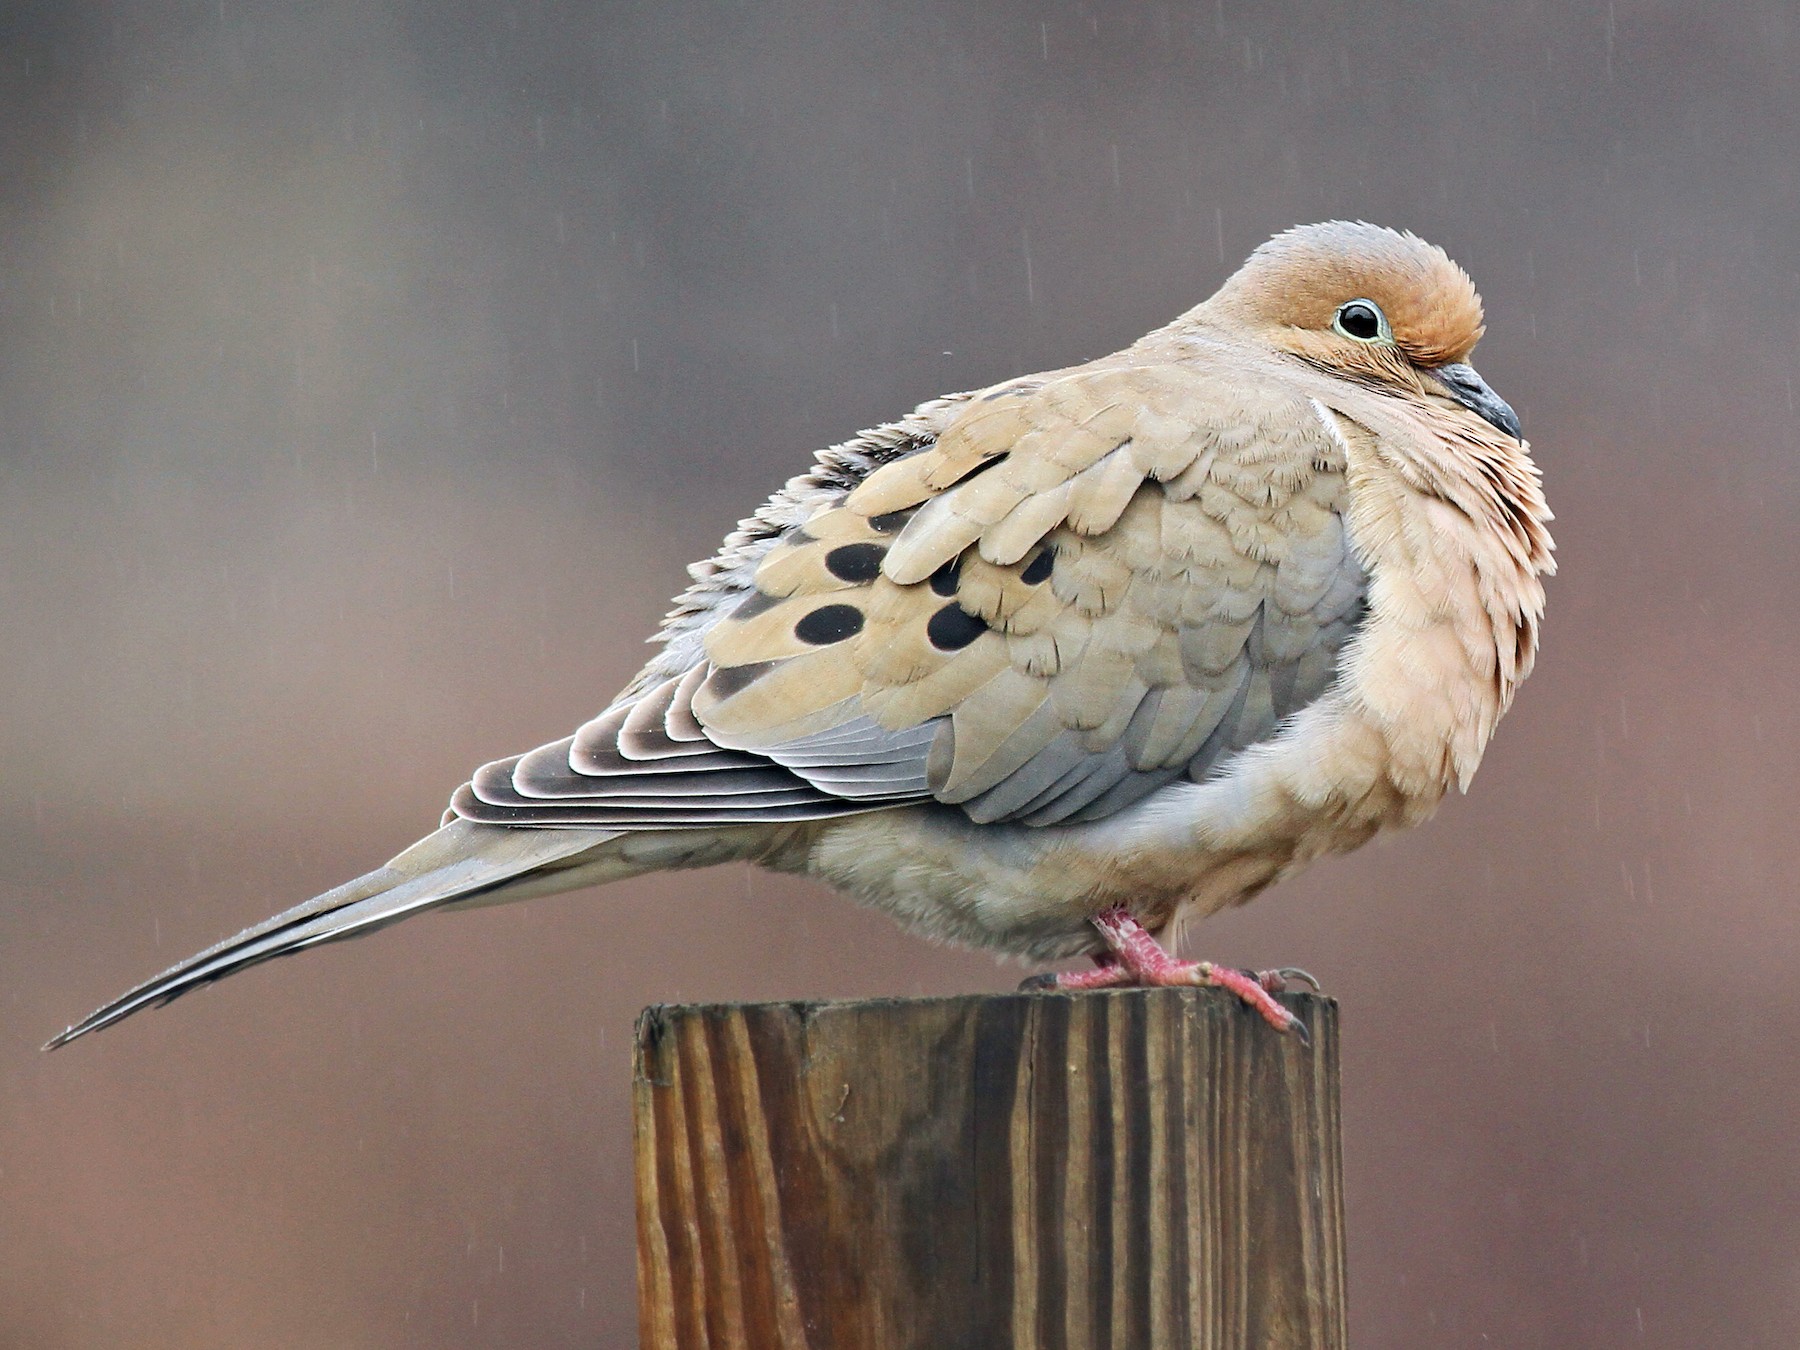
[{"xmin": 634, "ymin": 987, "xmax": 1343, "ymax": 1350}]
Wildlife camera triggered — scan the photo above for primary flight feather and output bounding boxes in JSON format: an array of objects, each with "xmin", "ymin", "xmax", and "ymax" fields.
[{"xmin": 50, "ymin": 221, "xmax": 1552, "ymax": 1048}]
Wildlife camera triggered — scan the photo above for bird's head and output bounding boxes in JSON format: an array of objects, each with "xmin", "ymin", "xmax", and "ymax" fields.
[{"xmin": 1198, "ymin": 220, "xmax": 1521, "ymax": 439}]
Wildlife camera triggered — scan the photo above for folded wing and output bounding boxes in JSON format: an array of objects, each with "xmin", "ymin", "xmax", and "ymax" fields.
[{"xmin": 453, "ymin": 364, "xmax": 1368, "ymax": 833}]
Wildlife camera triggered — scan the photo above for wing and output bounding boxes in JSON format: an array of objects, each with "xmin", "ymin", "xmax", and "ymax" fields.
[{"xmin": 453, "ymin": 363, "xmax": 1367, "ymax": 830}]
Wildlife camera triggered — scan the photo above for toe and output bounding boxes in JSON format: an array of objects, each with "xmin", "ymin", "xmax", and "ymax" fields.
[{"xmin": 1270, "ymin": 966, "xmax": 1322, "ymax": 992}]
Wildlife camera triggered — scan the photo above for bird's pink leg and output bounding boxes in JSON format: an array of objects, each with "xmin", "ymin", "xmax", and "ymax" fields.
[
  {"xmin": 1042, "ymin": 950, "xmax": 1128, "ymax": 991},
  {"xmin": 1023, "ymin": 906, "xmax": 1311, "ymax": 1041}
]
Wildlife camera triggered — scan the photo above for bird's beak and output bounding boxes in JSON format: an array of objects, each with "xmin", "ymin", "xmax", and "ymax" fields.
[{"xmin": 1429, "ymin": 362, "xmax": 1522, "ymax": 440}]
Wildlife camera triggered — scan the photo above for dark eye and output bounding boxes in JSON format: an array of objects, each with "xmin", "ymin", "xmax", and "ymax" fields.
[{"xmin": 1332, "ymin": 299, "xmax": 1387, "ymax": 343}]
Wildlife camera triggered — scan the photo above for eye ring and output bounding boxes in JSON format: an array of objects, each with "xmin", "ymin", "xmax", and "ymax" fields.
[{"xmin": 1332, "ymin": 299, "xmax": 1390, "ymax": 343}]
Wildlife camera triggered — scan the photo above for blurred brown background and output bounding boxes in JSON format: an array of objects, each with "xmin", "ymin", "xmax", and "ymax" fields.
[{"xmin": 2, "ymin": 2, "xmax": 1797, "ymax": 1345}]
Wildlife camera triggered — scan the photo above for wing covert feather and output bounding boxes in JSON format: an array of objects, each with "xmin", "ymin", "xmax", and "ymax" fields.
[{"xmin": 454, "ymin": 364, "xmax": 1368, "ymax": 831}]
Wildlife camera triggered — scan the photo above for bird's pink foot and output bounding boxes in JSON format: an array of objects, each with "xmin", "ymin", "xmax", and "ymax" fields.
[{"xmin": 1021, "ymin": 907, "xmax": 1311, "ymax": 1042}]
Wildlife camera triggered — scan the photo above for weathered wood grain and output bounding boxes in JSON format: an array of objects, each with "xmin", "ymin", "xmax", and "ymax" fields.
[{"xmin": 635, "ymin": 987, "xmax": 1343, "ymax": 1350}]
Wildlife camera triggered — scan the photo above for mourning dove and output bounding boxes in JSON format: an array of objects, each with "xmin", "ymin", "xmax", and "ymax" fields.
[{"xmin": 49, "ymin": 221, "xmax": 1551, "ymax": 1049}]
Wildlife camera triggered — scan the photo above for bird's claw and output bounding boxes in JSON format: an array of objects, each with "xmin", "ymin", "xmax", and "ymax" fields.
[
  {"xmin": 1256, "ymin": 966, "xmax": 1322, "ymax": 993},
  {"xmin": 1021, "ymin": 909, "xmax": 1317, "ymax": 1045},
  {"xmin": 1199, "ymin": 962, "xmax": 1310, "ymax": 1043}
]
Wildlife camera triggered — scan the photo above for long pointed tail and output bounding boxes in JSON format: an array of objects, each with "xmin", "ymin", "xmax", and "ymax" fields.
[{"xmin": 45, "ymin": 821, "xmax": 619, "ymax": 1049}]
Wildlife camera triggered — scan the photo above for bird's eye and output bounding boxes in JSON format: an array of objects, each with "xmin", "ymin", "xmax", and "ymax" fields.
[{"xmin": 1332, "ymin": 299, "xmax": 1388, "ymax": 343}]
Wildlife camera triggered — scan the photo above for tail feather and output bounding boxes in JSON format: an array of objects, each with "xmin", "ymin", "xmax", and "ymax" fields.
[{"xmin": 45, "ymin": 821, "xmax": 617, "ymax": 1050}]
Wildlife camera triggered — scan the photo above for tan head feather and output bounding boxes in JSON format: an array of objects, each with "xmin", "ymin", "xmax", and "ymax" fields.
[{"xmin": 1198, "ymin": 220, "xmax": 1487, "ymax": 372}]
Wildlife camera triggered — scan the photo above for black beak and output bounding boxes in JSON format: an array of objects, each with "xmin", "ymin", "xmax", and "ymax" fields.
[{"xmin": 1430, "ymin": 362, "xmax": 1522, "ymax": 440}]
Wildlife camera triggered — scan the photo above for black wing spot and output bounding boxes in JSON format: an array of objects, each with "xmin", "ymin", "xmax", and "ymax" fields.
[
  {"xmin": 824, "ymin": 542, "xmax": 885, "ymax": 583},
  {"xmin": 929, "ymin": 556, "xmax": 962, "ymax": 597},
  {"xmin": 868, "ymin": 510, "xmax": 915, "ymax": 534},
  {"xmin": 927, "ymin": 603, "xmax": 987, "ymax": 651},
  {"xmin": 705, "ymin": 661, "xmax": 777, "ymax": 699},
  {"xmin": 794, "ymin": 604, "xmax": 866, "ymax": 645},
  {"xmin": 1020, "ymin": 548, "xmax": 1055, "ymax": 585}
]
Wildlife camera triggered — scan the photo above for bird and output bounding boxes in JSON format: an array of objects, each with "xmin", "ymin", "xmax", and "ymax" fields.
[{"xmin": 48, "ymin": 220, "xmax": 1552, "ymax": 1050}]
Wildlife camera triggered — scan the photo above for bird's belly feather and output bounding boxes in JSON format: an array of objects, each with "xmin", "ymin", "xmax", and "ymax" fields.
[{"xmin": 798, "ymin": 665, "xmax": 1467, "ymax": 963}]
